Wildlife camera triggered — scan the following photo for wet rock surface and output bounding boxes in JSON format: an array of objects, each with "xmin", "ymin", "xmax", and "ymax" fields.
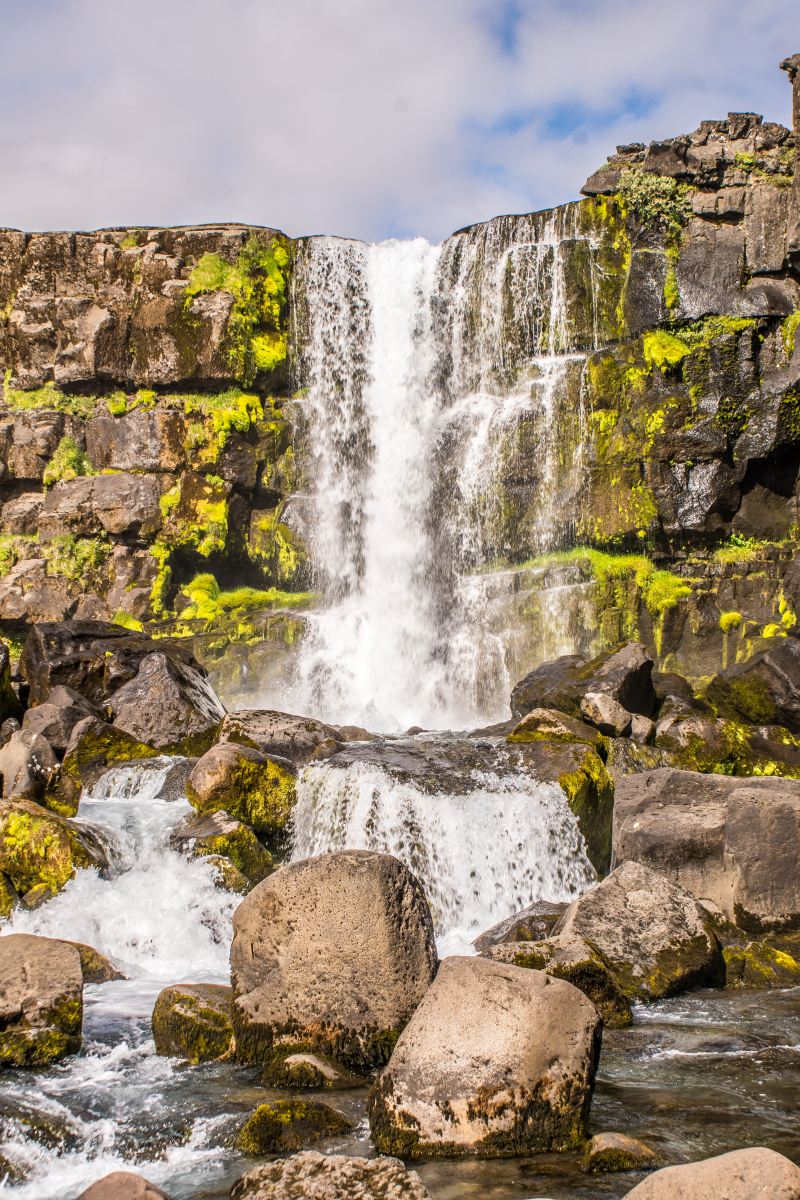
[
  {"xmin": 151, "ymin": 982, "xmax": 233, "ymax": 1063},
  {"xmin": 186, "ymin": 741, "xmax": 296, "ymax": 837},
  {"xmin": 554, "ymin": 860, "xmax": 725, "ymax": 1001},
  {"xmin": 0, "ymin": 933, "xmax": 83, "ymax": 1067},
  {"xmin": 368, "ymin": 956, "xmax": 602, "ymax": 1158},
  {"xmin": 170, "ymin": 808, "xmax": 273, "ymax": 886},
  {"xmin": 230, "ymin": 1151, "xmax": 430, "ymax": 1200},
  {"xmin": 230, "ymin": 849, "xmax": 437, "ymax": 1071},
  {"xmin": 472, "ymin": 899, "xmax": 567, "ymax": 951},
  {"xmin": 0, "ymin": 796, "xmax": 108, "ymax": 907}
]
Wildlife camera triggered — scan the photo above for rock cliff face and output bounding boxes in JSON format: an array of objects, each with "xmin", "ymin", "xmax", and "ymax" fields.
[{"xmin": 3, "ymin": 69, "xmax": 800, "ymax": 698}]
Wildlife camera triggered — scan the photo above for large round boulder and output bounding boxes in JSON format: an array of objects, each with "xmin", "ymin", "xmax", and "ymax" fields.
[
  {"xmin": 229, "ymin": 849, "xmax": 437, "ymax": 1071},
  {"xmin": 368, "ymin": 956, "xmax": 602, "ymax": 1158},
  {"xmin": 553, "ymin": 860, "xmax": 725, "ymax": 1001},
  {"xmin": 0, "ymin": 933, "xmax": 83, "ymax": 1067},
  {"xmin": 186, "ymin": 742, "xmax": 296, "ymax": 837},
  {"xmin": 623, "ymin": 1146, "xmax": 800, "ymax": 1199},
  {"xmin": 230, "ymin": 1151, "xmax": 430, "ymax": 1200}
]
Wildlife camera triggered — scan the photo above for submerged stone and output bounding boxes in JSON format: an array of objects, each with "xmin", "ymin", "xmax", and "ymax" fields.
[
  {"xmin": 235, "ymin": 1100, "xmax": 353, "ymax": 1154},
  {"xmin": 151, "ymin": 982, "xmax": 233, "ymax": 1063},
  {"xmin": 623, "ymin": 1146, "xmax": 800, "ymax": 1199}
]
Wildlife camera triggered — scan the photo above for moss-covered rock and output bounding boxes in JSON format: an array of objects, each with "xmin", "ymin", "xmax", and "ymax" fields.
[
  {"xmin": 0, "ymin": 797, "xmax": 108, "ymax": 902},
  {"xmin": 235, "ymin": 1100, "xmax": 353, "ymax": 1155},
  {"xmin": 186, "ymin": 742, "xmax": 296, "ymax": 838},
  {"xmin": 151, "ymin": 982, "xmax": 233, "ymax": 1063},
  {"xmin": 204, "ymin": 853, "xmax": 249, "ymax": 895},
  {"xmin": 50, "ymin": 716, "xmax": 157, "ymax": 816},
  {"xmin": 581, "ymin": 1131, "xmax": 663, "ymax": 1173},
  {"xmin": 169, "ymin": 809, "xmax": 273, "ymax": 887},
  {"xmin": 66, "ymin": 941, "xmax": 126, "ymax": 983},
  {"xmin": 0, "ymin": 934, "xmax": 83, "ymax": 1068},
  {"xmin": 0, "ymin": 869, "xmax": 18, "ymax": 917},
  {"xmin": 481, "ymin": 933, "xmax": 633, "ymax": 1029},
  {"xmin": 259, "ymin": 1048, "xmax": 365, "ymax": 1088}
]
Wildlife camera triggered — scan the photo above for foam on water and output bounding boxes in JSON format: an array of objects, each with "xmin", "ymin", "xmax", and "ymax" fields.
[{"xmin": 291, "ymin": 758, "xmax": 595, "ymax": 956}]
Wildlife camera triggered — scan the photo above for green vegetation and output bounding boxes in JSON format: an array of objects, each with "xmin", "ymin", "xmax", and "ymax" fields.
[
  {"xmin": 642, "ymin": 330, "xmax": 689, "ymax": 372},
  {"xmin": 720, "ymin": 612, "xmax": 743, "ymax": 633},
  {"xmin": 45, "ymin": 534, "xmax": 112, "ymax": 582},
  {"xmin": 2, "ymin": 374, "xmax": 99, "ymax": 419},
  {"xmin": 180, "ymin": 572, "xmax": 313, "ymax": 620},
  {"xmin": 185, "ymin": 236, "xmax": 291, "ymax": 385},
  {"xmin": 112, "ymin": 610, "xmax": 144, "ymax": 632},
  {"xmin": 616, "ymin": 168, "xmax": 692, "ymax": 230},
  {"xmin": 42, "ymin": 437, "xmax": 93, "ymax": 489},
  {"xmin": 783, "ymin": 309, "xmax": 800, "ymax": 356},
  {"xmin": 180, "ymin": 389, "xmax": 263, "ymax": 449}
]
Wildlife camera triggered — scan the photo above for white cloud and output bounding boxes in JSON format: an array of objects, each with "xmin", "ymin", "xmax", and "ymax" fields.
[{"xmin": 0, "ymin": 0, "xmax": 797, "ymax": 242}]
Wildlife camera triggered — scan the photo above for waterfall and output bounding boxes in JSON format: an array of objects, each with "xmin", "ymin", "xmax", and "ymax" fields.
[{"xmin": 278, "ymin": 204, "xmax": 600, "ymax": 729}]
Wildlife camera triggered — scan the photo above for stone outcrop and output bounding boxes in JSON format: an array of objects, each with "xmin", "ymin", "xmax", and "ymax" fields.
[
  {"xmin": 229, "ymin": 849, "xmax": 437, "ymax": 1071},
  {"xmin": 76, "ymin": 1172, "xmax": 173, "ymax": 1200},
  {"xmin": 612, "ymin": 768, "xmax": 800, "ymax": 932},
  {"xmin": 553, "ymin": 860, "xmax": 725, "ymax": 1000},
  {"xmin": 186, "ymin": 741, "xmax": 296, "ymax": 837},
  {"xmin": 368, "ymin": 956, "xmax": 602, "ymax": 1158},
  {"xmin": 622, "ymin": 1145, "xmax": 800, "ymax": 1199},
  {"xmin": 229, "ymin": 1151, "xmax": 430, "ymax": 1200},
  {"xmin": 0, "ymin": 933, "xmax": 83, "ymax": 1067},
  {"xmin": 0, "ymin": 796, "xmax": 108, "ymax": 907},
  {"xmin": 169, "ymin": 808, "xmax": 273, "ymax": 886},
  {"xmin": 480, "ymin": 933, "xmax": 633, "ymax": 1029},
  {"xmin": 234, "ymin": 1100, "xmax": 352, "ymax": 1154},
  {"xmin": 706, "ymin": 636, "xmax": 800, "ymax": 731},
  {"xmin": 151, "ymin": 983, "xmax": 233, "ymax": 1063}
]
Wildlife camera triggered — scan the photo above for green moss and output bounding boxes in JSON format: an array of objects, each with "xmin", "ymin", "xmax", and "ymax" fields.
[
  {"xmin": 185, "ymin": 237, "xmax": 291, "ymax": 386},
  {"xmin": 112, "ymin": 609, "xmax": 144, "ymax": 632},
  {"xmin": 157, "ymin": 474, "xmax": 229, "ymax": 559},
  {"xmin": 105, "ymin": 392, "xmax": 128, "ymax": 417},
  {"xmin": 783, "ymin": 309, "xmax": 800, "ymax": 356},
  {"xmin": 720, "ymin": 611, "xmax": 743, "ymax": 633},
  {"xmin": 0, "ymin": 1028, "xmax": 81, "ymax": 1068},
  {"xmin": 180, "ymin": 572, "xmax": 314, "ymax": 621},
  {"xmin": 235, "ymin": 1100, "xmax": 353, "ymax": 1155},
  {"xmin": 724, "ymin": 943, "xmax": 800, "ymax": 988},
  {"xmin": 0, "ymin": 803, "xmax": 97, "ymax": 896},
  {"xmin": 616, "ymin": 168, "xmax": 692, "ymax": 228},
  {"xmin": 2, "ymin": 374, "xmax": 99, "ymax": 419},
  {"xmin": 151, "ymin": 985, "xmax": 233, "ymax": 1064},
  {"xmin": 44, "ymin": 534, "xmax": 112, "ymax": 583},
  {"xmin": 191, "ymin": 824, "xmax": 273, "ymax": 887},
  {"xmin": 149, "ymin": 544, "xmax": 173, "ymax": 617},
  {"xmin": 642, "ymin": 330, "xmax": 689, "ymax": 372},
  {"xmin": 42, "ymin": 437, "xmax": 93, "ymax": 489}
]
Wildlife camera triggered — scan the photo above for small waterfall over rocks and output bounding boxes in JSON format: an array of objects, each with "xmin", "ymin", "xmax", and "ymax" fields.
[{"xmin": 282, "ymin": 204, "xmax": 606, "ymax": 728}]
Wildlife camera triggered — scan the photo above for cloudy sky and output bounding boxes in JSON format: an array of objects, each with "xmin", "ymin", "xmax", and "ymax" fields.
[{"xmin": 1, "ymin": 0, "xmax": 798, "ymax": 243}]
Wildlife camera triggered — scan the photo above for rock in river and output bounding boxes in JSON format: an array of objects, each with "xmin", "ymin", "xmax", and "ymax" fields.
[
  {"xmin": 76, "ymin": 1172, "xmax": 173, "ymax": 1200},
  {"xmin": 230, "ymin": 1151, "xmax": 430, "ymax": 1200},
  {"xmin": 368, "ymin": 956, "xmax": 602, "ymax": 1158},
  {"xmin": 170, "ymin": 808, "xmax": 273, "ymax": 887},
  {"xmin": 186, "ymin": 741, "xmax": 296, "ymax": 837},
  {"xmin": 152, "ymin": 983, "xmax": 233, "ymax": 1063},
  {"xmin": 109, "ymin": 652, "xmax": 225, "ymax": 756},
  {"xmin": 554, "ymin": 860, "xmax": 725, "ymax": 1001},
  {"xmin": 0, "ymin": 933, "xmax": 83, "ymax": 1067},
  {"xmin": 623, "ymin": 1145, "xmax": 800, "ymax": 1199},
  {"xmin": 235, "ymin": 1100, "xmax": 353, "ymax": 1154},
  {"xmin": 0, "ymin": 796, "xmax": 108, "ymax": 906},
  {"xmin": 230, "ymin": 849, "xmax": 437, "ymax": 1071}
]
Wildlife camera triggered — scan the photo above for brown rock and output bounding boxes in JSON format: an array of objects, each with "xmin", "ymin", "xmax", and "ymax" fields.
[
  {"xmin": 108, "ymin": 652, "xmax": 226, "ymax": 756},
  {"xmin": 1, "ymin": 492, "xmax": 45, "ymax": 535},
  {"xmin": 0, "ymin": 728, "xmax": 60, "ymax": 799},
  {"xmin": 152, "ymin": 982, "xmax": 233, "ymax": 1063},
  {"xmin": 217, "ymin": 708, "xmax": 343, "ymax": 765},
  {"xmin": 229, "ymin": 1151, "xmax": 430, "ymax": 1200},
  {"xmin": 0, "ymin": 933, "xmax": 83, "ymax": 1067},
  {"xmin": 186, "ymin": 741, "xmax": 296, "ymax": 837},
  {"xmin": 623, "ymin": 1145, "xmax": 800, "ymax": 1199},
  {"xmin": 76, "ymin": 1171, "xmax": 173, "ymax": 1200},
  {"xmin": 472, "ymin": 899, "xmax": 567, "ymax": 951},
  {"xmin": 66, "ymin": 941, "xmax": 125, "ymax": 983},
  {"xmin": 580, "ymin": 692, "xmax": 632, "ymax": 737},
  {"xmin": 86, "ymin": 410, "xmax": 185, "ymax": 473},
  {"xmin": 581, "ymin": 1131, "xmax": 663, "ymax": 1173},
  {"xmin": 230, "ymin": 849, "xmax": 437, "ymax": 1071},
  {"xmin": 368, "ymin": 956, "xmax": 602, "ymax": 1157}
]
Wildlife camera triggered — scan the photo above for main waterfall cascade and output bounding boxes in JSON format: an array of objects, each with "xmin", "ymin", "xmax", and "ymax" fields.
[{"xmin": 282, "ymin": 205, "xmax": 601, "ymax": 731}]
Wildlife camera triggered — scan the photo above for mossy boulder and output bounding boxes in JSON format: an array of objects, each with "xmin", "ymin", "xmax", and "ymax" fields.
[
  {"xmin": 507, "ymin": 707, "xmax": 605, "ymax": 748},
  {"xmin": 581, "ymin": 1131, "xmax": 663, "ymax": 1174},
  {"xmin": 169, "ymin": 809, "xmax": 273, "ymax": 887},
  {"xmin": 554, "ymin": 861, "xmax": 725, "ymax": 1002},
  {"xmin": 509, "ymin": 736, "xmax": 614, "ymax": 875},
  {"xmin": 66, "ymin": 941, "xmax": 126, "ymax": 983},
  {"xmin": 0, "ymin": 797, "xmax": 108, "ymax": 904},
  {"xmin": 259, "ymin": 1048, "xmax": 365, "ymax": 1088},
  {"xmin": 0, "ymin": 934, "xmax": 83, "ymax": 1068},
  {"xmin": 604, "ymin": 737, "xmax": 698, "ymax": 785},
  {"xmin": 481, "ymin": 933, "xmax": 633, "ymax": 1029},
  {"xmin": 511, "ymin": 643, "xmax": 656, "ymax": 722},
  {"xmin": 235, "ymin": 1100, "xmax": 353, "ymax": 1155},
  {"xmin": 655, "ymin": 713, "xmax": 800, "ymax": 776},
  {"xmin": 151, "ymin": 982, "xmax": 233, "ymax": 1063},
  {"xmin": 705, "ymin": 637, "xmax": 800, "ymax": 731},
  {"xmin": 49, "ymin": 716, "xmax": 157, "ymax": 816},
  {"xmin": 204, "ymin": 853, "xmax": 249, "ymax": 894},
  {"xmin": 724, "ymin": 941, "xmax": 800, "ymax": 987},
  {"xmin": 367, "ymin": 956, "xmax": 602, "ymax": 1159},
  {"xmin": 186, "ymin": 742, "xmax": 296, "ymax": 838}
]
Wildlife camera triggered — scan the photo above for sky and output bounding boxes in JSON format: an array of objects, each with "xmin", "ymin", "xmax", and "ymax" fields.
[{"xmin": 0, "ymin": 0, "xmax": 799, "ymax": 244}]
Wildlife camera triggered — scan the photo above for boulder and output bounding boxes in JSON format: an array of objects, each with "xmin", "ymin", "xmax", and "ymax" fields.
[
  {"xmin": 66, "ymin": 941, "xmax": 125, "ymax": 983},
  {"xmin": 368, "ymin": 956, "xmax": 602, "ymax": 1158},
  {"xmin": 229, "ymin": 1151, "xmax": 430, "ymax": 1200},
  {"xmin": 230, "ymin": 850, "xmax": 437, "ymax": 1071},
  {"xmin": 507, "ymin": 707, "xmax": 605, "ymax": 747},
  {"xmin": 186, "ymin": 742, "xmax": 296, "ymax": 837},
  {"xmin": 723, "ymin": 936, "xmax": 800, "ymax": 988},
  {"xmin": 19, "ymin": 620, "xmax": 204, "ymax": 709},
  {"xmin": 151, "ymin": 983, "xmax": 233, "ymax": 1063},
  {"xmin": 604, "ymin": 738, "xmax": 697, "ymax": 786},
  {"xmin": 622, "ymin": 1146, "xmax": 800, "ymax": 1199},
  {"xmin": 38, "ymin": 472, "xmax": 165, "ymax": 541},
  {"xmin": 630, "ymin": 714, "xmax": 655, "ymax": 743},
  {"xmin": 1, "ymin": 491, "xmax": 45, "ymax": 535},
  {"xmin": 0, "ymin": 870, "xmax": 18, "ymax": 917},
  {"xmin": 234, "ymin": 1100, "xmax": 353, "ymax": 1154},
  {"xmin": 481, "ymin": 933, "xmax": 633, "ymax": 1029},
  {"xmin": 76, "ymin": 1172, "xmax": 173, "ymax": 1200},
  {"xmin": 581, "ymin": 1131, "xmax": 663, "ymax": 1173},
  {"xmin": 260, "ymin": 1050, "xmax": 365, "ymax": 1089},
  {"xmin": 705, "ymin": 637, "xmax": 800, "ymax": 731},
  {"xmin": 170, "ymin": 809, "xmax": 273, "ymax": 886},
  {"xmin": 612, "ymin": 768, "xmax": 800, "ymax": 932},
  {"xmin": 109, "ymin": 652, "xmax": 226, "ymax": 756},
  {"xmin": 0, "ymin": 797, "xmax": 108, "ymax": 903},
  {"xmin": 51, "ymin": 717, "xmax": 157, "ymax": 816},
  {"xmin": 22, "ymin": 700, "xmax": 94, "ymax": 755},
  {"xmin": 581, "ymin": 692, "xmax": 632, "ymax": 737},
  {"xmin": 553, "ymin": 860, "xmax": 725, "ymax": 1001},
  {"xmin": 0, "ymin": 933, "xmax": 83, "ymax": 1067},
  {"xmin": 511, "ymin": 643, "xmax": 656, "ymax": 722},
  {"xmin": 217, "ymin": 708, "xmax": 343, "ymax": 765},
  {"xmin": 472, "ymin": 899, "xmax": 567, "ymax": 951},
  {"xmin": 0, "ymin": 728, "xmax": 60, "ymax": 800}
]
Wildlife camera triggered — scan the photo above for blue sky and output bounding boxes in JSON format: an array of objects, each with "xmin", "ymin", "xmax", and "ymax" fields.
[{"xmin": 0, "ymin": 0, "xmax": 798, "ymax": 242}]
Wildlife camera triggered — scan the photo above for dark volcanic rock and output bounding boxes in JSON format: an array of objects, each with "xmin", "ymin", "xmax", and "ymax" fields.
[
  {"xmin": 108, "ymin": 652, "xmax": 225, "ymax": 756},
  {"xmin": 38, "ymin": 472, "xmax": 166, "ymax": 541},
  {"xmin": 511, "ymin": 643, "xmax": 656, "ymax": 721},
  {"xmin": 705, "ymin": 637, "xmax": 800, "ymax": 731},
  {"xmin": 472, "ymin": 900, "xmax": 567, "ymax": 952},
  {"xmin": 217, "ymin": 708, "xmax": 343, "ymax": 766}
]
